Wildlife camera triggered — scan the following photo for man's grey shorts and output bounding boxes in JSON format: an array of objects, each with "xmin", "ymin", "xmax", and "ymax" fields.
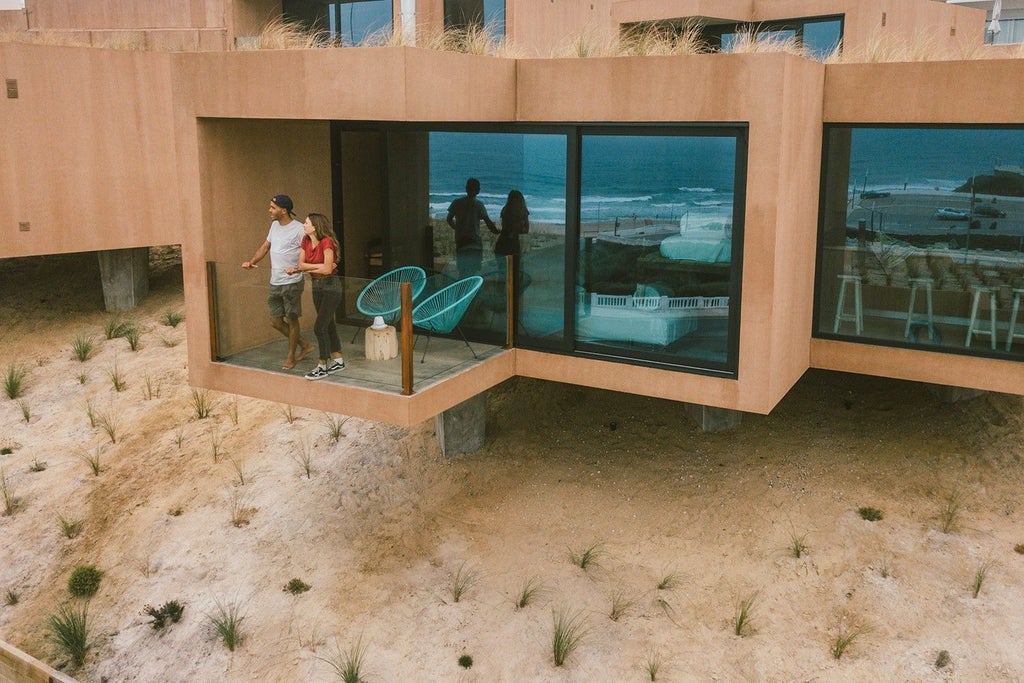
[{"xmin": 268, "ymin": 281, "xmax": 303, "ymax": 320}]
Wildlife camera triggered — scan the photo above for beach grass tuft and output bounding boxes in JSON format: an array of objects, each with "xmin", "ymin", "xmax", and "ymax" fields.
[
  {"xmin": 3, "ymin": 363, "xmax": 27, "ymax": 399},
  {"xmin": 208, "ymin": 599, "xmax": 246, "ymax": 651},
  {"xmin": 318, "ymin": 635, "xmax": 367, "ymax": 682},
  {"xmin": 733, "ymin": 591, "xmax": 758, "ymax": 637},
  {"xmin": 449, "ymin": 561, "xmax": 479, "ymax": 603},
  {"xmin": 830, "ymin": 615, "xmax": 871, "ymax": 660},
  {"xmin": 645, "ymin": 647, "xmax": 662, "ymax": 680},
  {"xmin": 191, "ymin": 388, "xmax": 215, "ymax": 419},
  {"xmin": 972, "ymin": 559, "xmax": 993, "ymax": 598},
  {"xmin": 79, "ymin": 447, "xmax": 102, "ymax": 476},
  {"xmin": 551, "ymin": 607, "xmax": 587, "ymax": 666},
  {"xmin": 161, "ymin": 309, "xmax": 185, "ymax": 327},
  {"xmin": 939, "ymin": 489, "xmax": 963, "ymax": 534},
  {"xmin": 46, "ymin": 602, "xmax": 91, "ymax": 669},
  {"xmin": 568, "ymin": 541, "xmax": 603, "ymax": 571},
  {"xmin": 1, "ymin": 468, "xmax": 21, "ymax": 516},
  {"xmin": 608, "ymin": 589, "xmax": 634, "ymax": 621},
  {"xmin": 514, "ymin": 576, "xmax": 543, "ymax": 610},
  {"xmin": 58, "ymin": 513, "xmax": 84, "ymax": 539},
  {"xmin": 72, "ymin": 335, "xmax": 95, "ymax": 362},
  {"xmin": 858, "ymin": 506, "xmax": 884, "ymax": 522}
]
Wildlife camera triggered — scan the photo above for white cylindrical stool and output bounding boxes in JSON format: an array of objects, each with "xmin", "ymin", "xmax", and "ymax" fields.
[{"xmin": 365, "ymin": 316, "xmax": 398, "ymax": 361}]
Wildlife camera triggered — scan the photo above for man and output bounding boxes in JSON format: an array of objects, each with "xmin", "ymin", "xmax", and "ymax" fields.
[
  {"xmin": 242, "ymin": 194, "xmax": 313, "ymax": 370},
  {"xmin": 446, "ymin": 177, "xmax": 499, "ymax": 277}
]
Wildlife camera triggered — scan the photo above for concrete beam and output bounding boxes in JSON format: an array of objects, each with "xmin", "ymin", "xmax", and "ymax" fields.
[
  {"xmin": 97, "ymin": 247, "xmax": 149, "ymax": 311},
  {"xmin": 435, "ymin": 392, "xmax": 487, "ymax": 457},
  {"xmin": 685, "ymin": 402, "xmax": 743, "ymax": 433}
]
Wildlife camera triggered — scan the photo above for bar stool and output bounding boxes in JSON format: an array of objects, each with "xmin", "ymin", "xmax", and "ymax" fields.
[
  {"xmin": 904, "ymin": 277, "xmax": 935, "ymax": 341},
  {"xmin": 966, "ymin": 284, "xmax": 998, "ymax": 350},
  {"xmin": 1005, "ymin": 288, "xmax": 1024, "ymax": 351},
  {"xmin": 833, "ymin": 273, "xmax": 863, "ymax": 335}
]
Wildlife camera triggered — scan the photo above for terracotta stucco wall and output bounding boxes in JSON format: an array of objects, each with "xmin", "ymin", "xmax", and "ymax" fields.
[
  {"xmin": 0, "ymin": 43, "xmax": 181, "ymax": 257},
  {"xmin": 25, "ymin": 0, "xmax": 227, "ymax": 30}
]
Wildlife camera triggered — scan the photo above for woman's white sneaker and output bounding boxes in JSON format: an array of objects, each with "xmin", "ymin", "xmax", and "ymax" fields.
[{"xmin": 305, "ymin": 366, "xmax": 329, "ymax": 381}]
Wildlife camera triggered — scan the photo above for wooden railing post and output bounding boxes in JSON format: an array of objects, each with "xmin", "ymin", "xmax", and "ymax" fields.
[
  {"xmin": 401, "ymin": 281, "xmax": 413, "ymax": 395},
  {"xmin": 206, "ymin": 261, "xmax": 221, "ymax": 361}
]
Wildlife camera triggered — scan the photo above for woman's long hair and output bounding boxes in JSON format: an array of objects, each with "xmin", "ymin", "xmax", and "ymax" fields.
[
  {"xmin": 500, "ymin": 190, "xmax": 529, "ymax": 231},
  {"xmin": 307, "ymin": 213, "xmax": 339, "ymax": 256}
]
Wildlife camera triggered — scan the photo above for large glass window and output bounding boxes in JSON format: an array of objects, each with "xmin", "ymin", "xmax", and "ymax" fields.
[
  {"xmin": 444, "ymin": 0, "xmax": 505, "ymax": 35},
  {"xmin": 817, "ymin": 125, "xmax": 1024, "ymax": 358},
  {"xmin": 330, "ymin": 1, "xmax": 392, "ymax": 45},
  {"xmin": 576, "ymin": 131, "xmax": 743, "ymax": 372},
  {"xmin": 710, "ymin": 15, "xmax": 843, "ymax": 60},
  {"xmin": 429, "ymin": 131, "xmax": 567, "ymax": 345},
  {"xmin": 283, "ymin": 0, "xmax": 392, "ymax": 45}
]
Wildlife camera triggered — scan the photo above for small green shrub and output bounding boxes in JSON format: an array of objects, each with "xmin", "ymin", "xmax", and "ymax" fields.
[
  {"xmin": 830, "ymin": 618, "xmax": 870, "ymax": 660},
  {"xmin": 144, "ymin": 600, "xmax": 185, "ymax": 630},
  {"xmin": 1015, "ymin": 544, "xmax": 1024, "ymax": 554},
  {"xmin": 284, "ymin": 578, "xmax": 311, "ymax": 595},
  {"xmin": 458, "ymin": 654, "xmax": 473, "ymax": 668},
  {"xmin": 972, "ymin": 560, "xmax": 993, "ymax": 599},
  {"xmin": 0, "ymin": 447, "xmax": 12, "ymax": 455},
  {"xmin": 18, "ymin": 399, "xmax": 30, "ymax": 423},
  {"xmin": 858, "ymin": 506, "xmax": 883, "ymax": 522},
  {"xmin": 67, "ymin": 565, "xmax": 103, "ymax": 598},
  {"xmin": 657, "ymin": 570, "xmax": 680, "ymax": 591},
  {"xmin": 4, "ymin": 589, "xmax": 19, "ymax": 606},
  {"xmin": 935, "ymin": 649, "xmax": 951, "ymax": 669},
  {"xmin": 645, "ymin": 648, "xmax": 662, "ymax": 681},
  {"xmin": 28, "ymin": 459, "xmax": 47, "ymax": 473}
]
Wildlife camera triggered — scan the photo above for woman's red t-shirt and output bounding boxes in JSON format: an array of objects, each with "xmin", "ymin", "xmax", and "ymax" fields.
[{"xmin": 301, "ymin": 236, "xmax": 338, "ymax": 275}]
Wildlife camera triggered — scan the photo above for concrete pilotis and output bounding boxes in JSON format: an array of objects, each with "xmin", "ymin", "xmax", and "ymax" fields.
[
  {"xmin": 435, "ymin": 392, "xmax": 487, "ymax": 458},
  {"xmin": 685, "ymin": 403, "xmax": 743, "ymax": 433},
  {"xmin": 97, "ymin": 247, "xmax": 149, "ymax": 311}
]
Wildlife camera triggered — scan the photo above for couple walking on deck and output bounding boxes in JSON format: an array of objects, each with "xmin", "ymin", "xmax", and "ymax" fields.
[{"xmin": 242, "ymin": 194, "xmax": 345, "ymax": 380}]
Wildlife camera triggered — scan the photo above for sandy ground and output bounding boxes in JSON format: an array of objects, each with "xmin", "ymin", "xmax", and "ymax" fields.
[{"xmin": 2, "ymin": 249, "xmax": 1024, "ymax": 682}]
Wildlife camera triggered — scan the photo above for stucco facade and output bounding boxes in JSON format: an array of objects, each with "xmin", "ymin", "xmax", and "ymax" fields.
[{"xmin": 3, "ymin": 0, "xmax": 1022, "ymax": 427}]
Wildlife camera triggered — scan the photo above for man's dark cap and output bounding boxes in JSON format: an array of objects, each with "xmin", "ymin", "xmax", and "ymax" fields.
[{"xmin": 271, "ymin": 194, "xmax": 294, "ymax": 212}]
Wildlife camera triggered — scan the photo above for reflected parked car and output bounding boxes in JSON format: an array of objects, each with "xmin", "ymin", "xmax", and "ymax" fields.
[
  {"xmin": 974, "ymin": 204, "xmax": 1007, "ymax": 218},
  {"xmin": 934, "ymin": 207, "xmax": 971, "ymax": 221},
  {"xmin": 860, "ymin": 190, "xmax": 890, "ymax": 199}
]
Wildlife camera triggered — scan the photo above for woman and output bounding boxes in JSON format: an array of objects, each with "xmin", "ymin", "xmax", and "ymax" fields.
[
  {"xmin": 285, "ymin": 213, "xmax": 345, "ymax": 380},
  {"xmin": 495, "ymin": 189, "xmax": 530, "ymax": 258}
]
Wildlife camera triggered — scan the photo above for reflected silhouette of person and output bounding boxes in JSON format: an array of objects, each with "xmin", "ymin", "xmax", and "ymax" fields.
[
  {"xmin": 495, "ymin": 189, "xmax": 530, "ymax": 259},
  {"xmin": 446, "ymin": 177, "xmax": 498, "ymax": 277}
]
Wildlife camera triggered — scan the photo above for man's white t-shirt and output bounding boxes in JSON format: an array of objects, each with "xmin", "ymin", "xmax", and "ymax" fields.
[{"xmin": 266, "ymin": 220, "xmax": 305, "ymax": 286}]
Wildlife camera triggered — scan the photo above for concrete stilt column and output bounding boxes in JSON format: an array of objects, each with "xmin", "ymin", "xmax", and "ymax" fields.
[
  {"xmin": 685, "ymin": 403, "xmax": 743, "ymax": 433},
  {"xmin": 925, "ymin": 384, "xmax": 986, "ymax": 403},
  {"xmin": 97, "ymin": 247, "xmax": 149, "ymax": 311},
  {"xmin": 435, "ymin": 392, "xmax": 487, "ymax": 458}
]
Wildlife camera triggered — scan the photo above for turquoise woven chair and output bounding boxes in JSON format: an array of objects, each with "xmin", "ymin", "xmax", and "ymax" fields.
[
  {"xmin": 411, "ymin": 275, "xmax": 484, "ymax": 363},
  {"xmin": 351, "ymin": 266, "xmax": 427, "ymax": 342}
]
